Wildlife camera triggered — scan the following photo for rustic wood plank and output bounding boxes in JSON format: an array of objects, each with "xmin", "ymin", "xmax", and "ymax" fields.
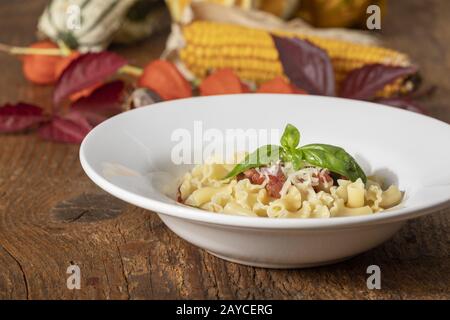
[{"xmin": 0, "ymin": 0, "xmax": 448, "ymax": 300}]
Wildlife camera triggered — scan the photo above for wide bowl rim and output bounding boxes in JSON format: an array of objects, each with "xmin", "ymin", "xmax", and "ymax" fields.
[{"xmin": 79, "ymin": 94, "xmax": 450, "ymax": 230}]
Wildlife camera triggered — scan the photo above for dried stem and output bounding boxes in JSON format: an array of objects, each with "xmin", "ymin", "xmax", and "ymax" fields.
[
  {"xmin": 56, "ymin": 40, "xmax": 71, "ymax": 56},
  {"xmin": 0, "ymin": 43, "xmax": 64, "ymax": 56},
  {"xmin": 119, "ymin": 65, "xmax": 143, "ymax": 77}
]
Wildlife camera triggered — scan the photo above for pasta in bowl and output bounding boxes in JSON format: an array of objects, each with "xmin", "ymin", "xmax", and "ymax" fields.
[
  {"xmin": 79, "ymin": 94, "xmax": 450, "ymax": 268},
  {"xmin": 178, "ymin": 124, "xmax": 403, "ymax": 218}
]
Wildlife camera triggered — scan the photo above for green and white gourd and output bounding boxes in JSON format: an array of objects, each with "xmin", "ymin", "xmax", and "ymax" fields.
[{"xmin": 38, "ymin": 0, "xmax": 167, "ymax": 51}]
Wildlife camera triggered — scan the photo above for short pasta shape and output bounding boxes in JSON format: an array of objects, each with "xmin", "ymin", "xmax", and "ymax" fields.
[{"xmin": 178, "ymin": 161, "xmax": 404, "ymax": 219}]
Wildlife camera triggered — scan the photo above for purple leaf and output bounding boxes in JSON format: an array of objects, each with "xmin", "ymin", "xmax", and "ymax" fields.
[
  {"xmin": 376, "ymin": 97, "xmax": 427, "ymax": 114},
  {"xmin": 53, "ymin": 52, "xmax": 127, "ymax": 106},
  {"xmin": 0, "ymin": 102, "xmax": 46, "ymax": 133},
  {"xmin": 38, "ymin": 113, "xmax": 92, "ymax": 144},
  {"xmin": 71, "ymin": 80, "xmax": 125, "ymax": 126},
  {"xmin": 340, "ymin": 64, "xmax": 418, "ymax": 100},
  {"xmin": 272, "ymin": 35, "xmax": 335, "ymax": 96}
]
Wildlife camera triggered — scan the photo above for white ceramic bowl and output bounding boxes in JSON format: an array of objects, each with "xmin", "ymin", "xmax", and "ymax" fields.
[{"xmin": 80, "ymin": 94, "xmax": 450, "ymax": 268}]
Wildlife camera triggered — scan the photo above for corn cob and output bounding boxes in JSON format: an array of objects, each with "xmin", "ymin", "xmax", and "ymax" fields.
[{"xmin": 179, "ymin": 21, "xmax": 413, "ymax": 96}]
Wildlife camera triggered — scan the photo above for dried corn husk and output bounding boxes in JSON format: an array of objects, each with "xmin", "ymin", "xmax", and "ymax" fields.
[{"xmin": 165, "ymin": 0, "xmax": 301, "ymax": 21}]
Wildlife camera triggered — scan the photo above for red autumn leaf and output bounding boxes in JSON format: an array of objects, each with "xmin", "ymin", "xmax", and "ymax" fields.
[
  {"xmin": 38, "ymin": 113, "xmax": 92, "ymax": 144},
  {"xmin": 272, "ymin": 35, "xmax": 335, "ymax": 96},
  {"xmin": 0, "ymin": 102, "xmax": 46, "ymax": 133},
  {"xmin": 340, "ymin": 64, "xmax": 418, "ymax": 100},
  {"xmin": 375, "ymin": 97, "xmax": 427, "ymax": 114},
  {"xmin": 71, "ymin": 80, "xmax": 125, "ymax": 126},
  {"xmin": 53, "ymin": 52, "xmax": 127, "ymax": 106}
]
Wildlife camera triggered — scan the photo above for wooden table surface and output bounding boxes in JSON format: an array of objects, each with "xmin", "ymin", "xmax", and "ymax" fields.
[{"xmin": 0, "ymin": 0, "xmax": 448, "ymax": 300}]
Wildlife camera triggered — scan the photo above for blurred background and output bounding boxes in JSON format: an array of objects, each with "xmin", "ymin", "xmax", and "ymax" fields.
[{"xmin": 0, "ymin": 0, "xmax": 448, "ymax": 122}]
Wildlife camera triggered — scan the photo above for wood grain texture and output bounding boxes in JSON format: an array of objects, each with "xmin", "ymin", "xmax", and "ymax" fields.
[{"xmin": 0, "ymin": 0, "xmax": 448, "ymax": 300}]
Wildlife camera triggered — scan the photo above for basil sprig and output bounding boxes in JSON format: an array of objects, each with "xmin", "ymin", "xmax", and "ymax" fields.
[{"xmin": 224, "ymin": 124, "xmax": 367, "ymax": 183}]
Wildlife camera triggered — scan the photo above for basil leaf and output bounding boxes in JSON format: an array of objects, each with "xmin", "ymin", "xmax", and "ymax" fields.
[
  {"xmin": 280, "ymin": 147, "xmax": 290, "ymax": 163},
  {"xmin": 279, "ymin": 124, "xmax": 304, "ymax": 170},
  {"xmin": 280, "ymin": 123, "xmax": 300, "ymax": 151},
  {"xmin": 224, "ymin": 145, "xmax": 282, "ymax": 179},
  {"xmin": 299, "ymin": 144, "xmax": 367, "ymax": 182},
  {"xmin": 290, "ymin": 149, "xmax": 304, "ymax": 171}
]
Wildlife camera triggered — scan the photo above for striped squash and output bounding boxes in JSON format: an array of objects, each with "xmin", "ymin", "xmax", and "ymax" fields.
[{"xmin": 37, "ymin": 0, "xmax": 136, "ymax": 51}]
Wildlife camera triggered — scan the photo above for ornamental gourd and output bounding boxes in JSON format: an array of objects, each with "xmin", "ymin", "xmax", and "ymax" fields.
[{"xmin": 37, "ymin": 0, "xmax": 150, "ymax": 51}]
